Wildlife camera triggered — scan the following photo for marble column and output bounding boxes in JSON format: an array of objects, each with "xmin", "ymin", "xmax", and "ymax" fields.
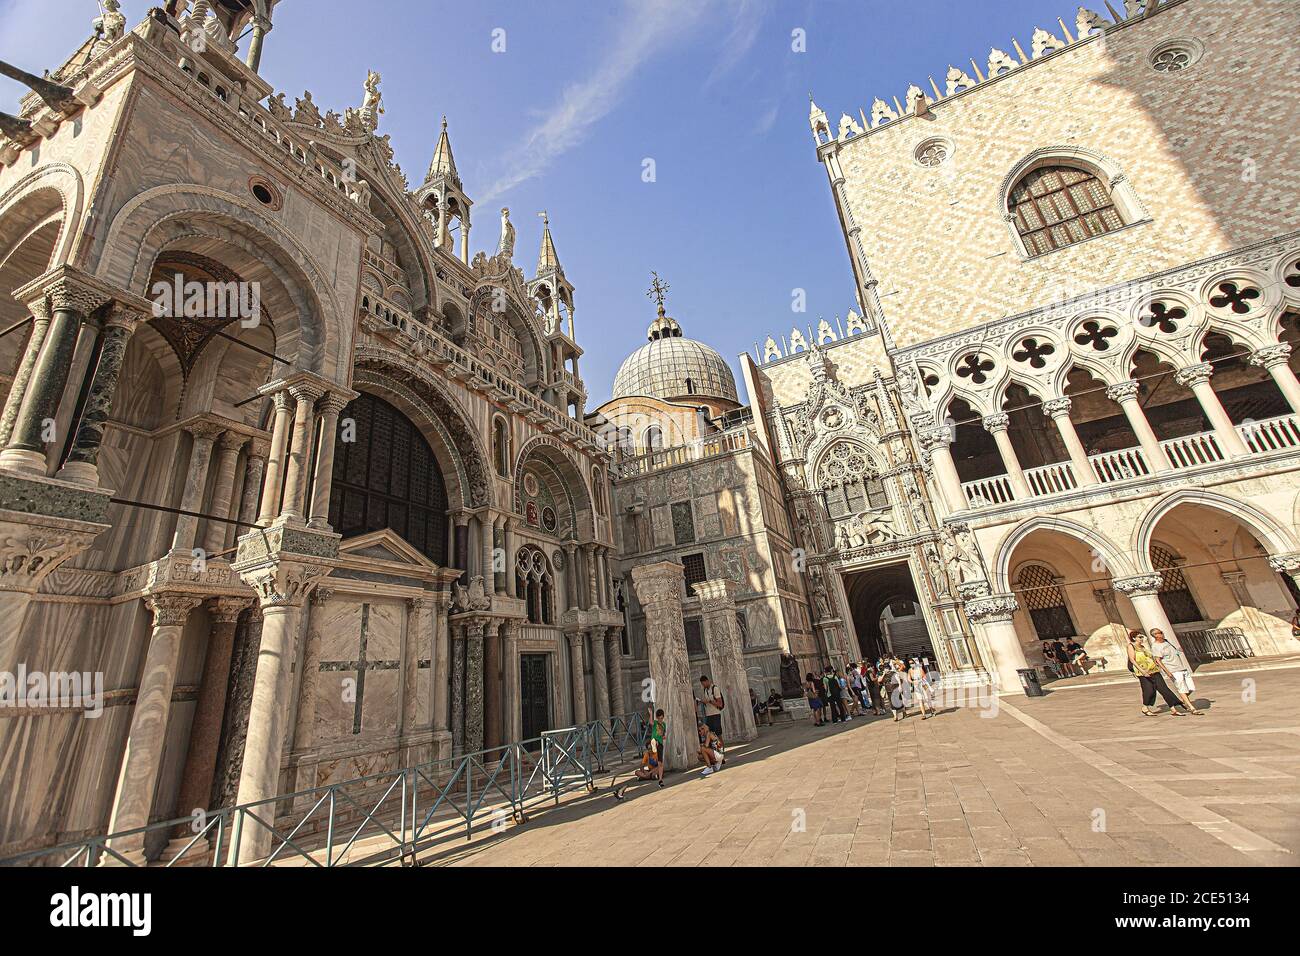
[
  {"xmin": 918, "ymin": 426, "xmax": 966, "ymax": 513},
  {"xmin": 483, "ymin": 619, "xmax": 502, "ymax": 750},
  {"xmin": 450, "ymin": 625, "xmax": 466, "ymax": 756},
  {"xmin": 236, "ymin": 441, "xmax": 268, "ymax": 528},
  {"xmin": 1250, "ymin": 344, "xmax": 1300, "ymax": 415},
  {"xmin": 56, "ymin": 305, "xmax": 140, "ymax": 485},
  {"xmin": 964, "ymin": 593, "xmax": 1029, "ymax": 694},
  {"xmin": 173, "ymin": 597, "xmax": 251, "ymax": 827},
  {"xmin": 307, "ymin": 393, "xmax": 349, "ymax": 530},
  {"xmin": 202, "ymin": 432, "xmax": 247, "ymax": 556},
  {"xmin": 290, "ymin": 587, "xmax": 332, "ymax": 762},
  {"xmin": 583, "ymin": 543, "xmax": 599, "ymax": 610},
  {"xmin": 503, "ymin": 620, "xmax": 522, "ymax": 743},
  {"xmin": 564, "ymin": 543, "xmax": 578, "ymax": 609},
  {"xmin": 464, "ymin": 620, "xmax": 485, "ymax": 753},
  {"xmin": 402, "ymin": 596, "xmax": 432, "ymax": 761},
  {"xmin": 589, "ymin": 626, "xmax": 610, "ymax": 720},
  {"xmin": 492, "ymin": 519, "xmax": 506, "ymax": 595},
  {"xmin": 694, "ymin": 578, "xmax": 757, "ymax": 743},
  {"xmin": 630, "ymin": 561, "xmax": 694, "ymax": 771},
  {"xmin": 229, "ymin": 561, "xmax": 325, "ymax": 865},
  {"xmin": 1042, "ymin": 397, "xmax": 1097, "ymax": 487},
  {"xmin": 459, "ymin": 215, "xmax": 471, "ymax": 265},
  {"xmin": 244, "ymin": 13, "xmax": 271, "ymax": 71},
  {"xmin": 605, "ymin": 628, "xmax": 626, "ymax": 716},
  {"xmin": 104, "ymin": 592, "xmax": 201, "ymax": 862},
  {"xmin": 1175, "ymin": 363, "xmax": 1250, "ymax": 457},
  {"xmin": 1113, "ymin": 574, "xmax": 1184, "ymax": 652},
  {"xmin": 280, "ymin": 382, "xmax": 323, "ymax": 523},
  {"xmin": 171, "ymin": 424, "xmax": 221, "ymax": 554},
  {"xmin": 1106, "ymin": 381, "xmax": 1170, "ymax": 473},
  {"xmin": 2, "ymin": 278, "xmax": 108, "ymax": 473},
  {"xmin": 431, "ymin": 594, "xmax": 451, "ymax": 745},
  {"xmin": 983, "ymin": 413, "xmax": 1031, "ymax": 499},
  {"xmin": 0, "ymin": 299, "xmax": 51, "ymax": 449},
  {"xmin": 565, "ymin": 630, "xmax": 588, "ymax": 725},
  {"xmin": 257, "ymin": 392, "xmax": 293, "ymax": 525}
]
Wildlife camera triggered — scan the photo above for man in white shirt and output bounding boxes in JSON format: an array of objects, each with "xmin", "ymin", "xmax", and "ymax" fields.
[
  {"xmin": 696, "ymin": 675, "xmax": 725, "ymax": 749},
  {"xmin": 1151, "ymin": 629, "xmax": 1203, "ymax": 714}
]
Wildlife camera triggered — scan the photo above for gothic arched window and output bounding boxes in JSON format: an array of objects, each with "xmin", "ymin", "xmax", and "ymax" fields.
[
  {"xmin": 1152, "ymin": 543, "xmax": 1204, "ymax": 625},
  {"xmin": 1009, "ymin": 164, "xmax": 1123, "ymax": 255},
  {"xmin": 1017, "ymin": 563, "xmax": 1075, "ymax": 641},
  {"xmin": 515, "ymin": 546, "xmax": 554, "ymax": 625},
  {"xmin": 817, "ymin": 442, "xmax": 889, "ymax": 517},
  {"xmin": 644, "ymin": 425, "xmax": 663, "ymax": 452},
  {"xmin": 329, "ymin": 391, "xmax": 448, "ymax": 563}
]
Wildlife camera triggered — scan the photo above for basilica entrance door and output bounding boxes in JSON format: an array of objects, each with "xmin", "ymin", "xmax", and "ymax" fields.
[{"xmin": 520, "ymin": 653, "xmax": 551, "ymax": 750}]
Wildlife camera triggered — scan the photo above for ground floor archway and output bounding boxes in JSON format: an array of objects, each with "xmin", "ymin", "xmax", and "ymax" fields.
[{"xmin": 842, "ymin": 562, "xmax": 935, "ymax": 664}]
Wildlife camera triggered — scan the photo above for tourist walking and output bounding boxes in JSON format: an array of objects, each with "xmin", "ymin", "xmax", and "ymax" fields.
[
  {"xmin": 907, "ymin": 657, "xmax": 934, "ymax": 719},
  {"xmin": 864, "ymin": 661, "xmax": 886, "ymax": 715},
  {"xmin": 885, "ymin": 660, "xmax": 909, "ymax": 721},
  {"xmin": 1124, "ymin": 631, "xmax": 1189, "ymax": 717},
  {"xmin": 1150, "ymin": 629, "xmax": 1204, "ymax": 715},
  {"xmin": 806, "ymin": 672, "xmax": 826, "ymax": 726}
]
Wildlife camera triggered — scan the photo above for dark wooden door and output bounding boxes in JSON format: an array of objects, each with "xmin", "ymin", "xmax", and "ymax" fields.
[{"xmin": 520, "ymin": 653, "xmax": 550, "ymax": 750}]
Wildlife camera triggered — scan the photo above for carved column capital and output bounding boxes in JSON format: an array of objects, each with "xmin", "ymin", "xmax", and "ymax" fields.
[
  {"xmin": 238, "ymin": 561, "xmax": 331, "ymax": 609},
  {"xmin": 693, "ymin": 577, "xmax": 736, "ymax": 611},
  {"xmin": 1105, "ymin": 380, "xmax": 1142, "ymax": 403},
  {"xmin": 917, "ymin": 425, "xmax": 953, "ymax": 451},
  {"xmin": 630, "ymin": 561, "xmax": 685, "ymax": 610},
  {"xmin": 1267, "ymin": 552, "xmax": 1300, "ymax": 577},
  {"xmin": 1111, "ymin": 573, "xmax": 1165, "ymax": 598},
  {"xmin": 1173, "ymin": 362, "xmax": 1214, "ymax": 389},
  {"xmin": 1249, "ymin": 343, "xmax": 1292, "ymax": 370},
  {"xmin": 1041, "ymin": 397, "xmax": 1073, "ymax": 419},
  {"xmin": 145, "ymin": 592, "xmax": 202, "ymax": 627},
  {"xmin": 981, "ymin": 413, "xmax": 1010, "ymax": 433},
  {"xmin": 46, "ymin": 276, "xmax": 111, "ymax": 317},
  {"xmin": 0, "ymin": 521, "xmax": 101, "ymax": 594},
  {"xmin": 963, "ymin": 593, "xmax": 1018, "ymax": 624},
  {"xmin": 206, "ymin": 595, "xmax": 252, "ymax": 624}
]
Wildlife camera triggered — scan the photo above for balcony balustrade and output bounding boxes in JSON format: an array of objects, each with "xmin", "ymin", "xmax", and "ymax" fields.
[{"xmin": 959, "ymin": 413, "xmax": 1300, "ymax": 510}]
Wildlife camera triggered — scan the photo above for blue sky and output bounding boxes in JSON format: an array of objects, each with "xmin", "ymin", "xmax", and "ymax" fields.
[{"xmin": 1, "ymin": 0, "xmax": 1078, "ymax": 403}]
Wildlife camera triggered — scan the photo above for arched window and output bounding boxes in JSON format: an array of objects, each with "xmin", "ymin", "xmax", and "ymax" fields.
[
  {"xmin": 492, "ymin": 416, "xmax": 510, "ymax": 477},
  {"xmin": 644, "ymin": 425, "xmax": 663, "ymax": 452},
  {"xmin": 1009, "ymin": 164, "xmax": 1123, "ymax": 255},
  {"xmin": 329, "ymin": 392, "xmax": 448, "ymax": 563},
  {"xmin": 1152, "ymin": 543, "xmax": 1204, "ymax": 624},
  {"xmin": 1017, "ymin": 564, "xmax": 1075, "ymax": 640},
  {"xmin": 515, "ymin": 546, "xmax": 554, "ymax": 625},
  {"xmin": 817, "ymin": 442, "xmax": 889, "ymax": 517}
]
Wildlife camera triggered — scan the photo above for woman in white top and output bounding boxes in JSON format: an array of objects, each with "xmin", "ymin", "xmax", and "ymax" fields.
[{"xmin": 907, "ymin": 658, "xmax": 933, "ymax": 720}]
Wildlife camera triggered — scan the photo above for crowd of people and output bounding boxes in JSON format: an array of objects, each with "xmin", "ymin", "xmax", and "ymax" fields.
[
  {"xmin": 805, "ymin": 657, "xmax": 940, "ymax": 725},
  {"xmin": 614, "ymin": 631, "xmax": 1205, "ymax": 801}
]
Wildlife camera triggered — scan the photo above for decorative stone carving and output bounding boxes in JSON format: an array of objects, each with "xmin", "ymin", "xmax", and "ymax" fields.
[
  {"xmin": 631, "ymin": 562, "xmax": 694, "ymax": 770},
  {"xmin": 1173, "ymin": 362, "xmax": 1213, "ymax": 389},
  {"xmin": 451, "ymin": 574, "xmax": 492, "ymax": 612},
  {"xmin": 1105, "ymin": 380, "xmax": 1142, "ymax": 403},
  {"xmin": 1249, "ymin": 344, "xmax": 1291, "ymax": 369},
  {"xmin": 964, "ymin": 593, "xmax": 1018, "ymax": 624},
  {"xmin": 1111, "ymin": 573, "xmax": 1165, "ymax": 597},
  {"xmin": 943, "ymin": 523, "xmax": 986, "ymax": 585},
  {"xmin": 694, "ymin": 578, "xmax": 757, "ymax": 743},
  {"xmin": 1266, "ymin": 553, "xmax": 1300, "ymax": 578}
]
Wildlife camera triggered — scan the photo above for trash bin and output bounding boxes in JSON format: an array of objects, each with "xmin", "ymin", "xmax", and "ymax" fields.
[{"xmin": 1018, "ymin": 668, "xmax": 1045, "ymax": 698}]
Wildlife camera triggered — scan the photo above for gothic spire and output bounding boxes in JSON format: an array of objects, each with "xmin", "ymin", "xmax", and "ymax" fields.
[
  {"xmin": 536, "ymin": 210, "xmax": 562, "ymax": 276},
  {"xmin": 425, "ymin": 115, "xmax": 460, "ymax": 187}
]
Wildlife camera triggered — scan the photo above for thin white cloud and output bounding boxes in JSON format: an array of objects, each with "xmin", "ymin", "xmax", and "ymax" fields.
[
  {"xmin": 481, "ymin": 0, "xmax": 745, "ymax": 202},
  {"xmin": 704, "ymin": 0, "xmax": 770, "ymax": 88}
]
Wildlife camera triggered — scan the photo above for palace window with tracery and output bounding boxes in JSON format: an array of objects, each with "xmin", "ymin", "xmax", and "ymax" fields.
[
  {"xmin": 1009, "ymin": 164, "xmax": 1123, "ymax": 255},
  {"xmin": 515, "ymin": 547, "xmax": 554, "ymax": 625},
  {"xmin": 817, "ymin": 442, "xmax": 888, "ymax": 518}
]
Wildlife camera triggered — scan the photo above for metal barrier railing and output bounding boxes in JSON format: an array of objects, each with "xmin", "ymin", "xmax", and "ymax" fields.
[
  {"xmin": 1, "ymin": 712, "xmax": 648, "ymax": 869},
  {"xmin": 1179, "ymin": 626, "xmax": 1254, "ymax": 664}
]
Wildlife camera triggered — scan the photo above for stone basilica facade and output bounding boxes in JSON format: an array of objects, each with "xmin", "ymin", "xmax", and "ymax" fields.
[
  {"xmin": 0, "ymin": 1, "xmax": 621, "ymax": 863},
  {"xmin": 1, "ymin": 0, "xmax": 1299, "ymax": 862}
]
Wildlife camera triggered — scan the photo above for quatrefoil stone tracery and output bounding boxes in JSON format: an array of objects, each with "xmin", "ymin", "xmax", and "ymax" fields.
[
  {"xmin": 1012, "ymin": 337, "xmax": 1056, "ymax": 369},
  {"xmin": 1074, "ymin": 320, "xmax": 1118, "ymax": 351},
  {"xmin": 1138, "ymin": 301, "xmax": 1185, "ymax": 333},
  {"xmin": 956, "ymin": 352, "xmax": 995, "ymax": 384},
  {"xmin": 1208, "ymin": 281, "xmax": 1261, "ymax": 315}
]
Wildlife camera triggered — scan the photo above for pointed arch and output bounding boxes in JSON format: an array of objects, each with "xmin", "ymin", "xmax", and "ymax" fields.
[
  {"xmin": 992, "ymin": 515, "xmax": 1133, "ymax": 592},
  {"xmin": 1132, "ymin": 489, "xmax": 1300, "ymax": 573}
]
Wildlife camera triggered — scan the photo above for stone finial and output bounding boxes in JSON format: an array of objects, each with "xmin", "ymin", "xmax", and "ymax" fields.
[
  {"xmin": 987, "ymin": 48, "xmax": 1018, "ymax": 76},
  {"xmin": 868, "ymin": 98, "xmax": 896, "ymax": 128},
  {"xmin": 1076, "ymin": 6, "xmax": 1110, "ymax": 35},
  {"xmin": 945, "ymin": 65, "xmax": 977, "ymax": 95},
  {"xmin": 837, "ymin": 112, "xmax": 863, "ymax": 140},
  {"xmin": 1031, "ymin": 27, "xmax": 1066, "ymax": 58}
]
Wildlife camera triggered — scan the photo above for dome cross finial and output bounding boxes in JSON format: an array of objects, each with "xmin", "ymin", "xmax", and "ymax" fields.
[{"xmin": 647, "ymin": 271, "xmax": 670, "ymax": 318}]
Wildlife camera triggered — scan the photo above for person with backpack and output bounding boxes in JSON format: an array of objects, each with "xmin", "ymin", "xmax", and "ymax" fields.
[
  {"xmin": 822, "ymin": 666, "xmax": 849, "ymax": 723},
  {"xmin": 696, "ymin": 675, "xmax": 725, "ymax": 747}
]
